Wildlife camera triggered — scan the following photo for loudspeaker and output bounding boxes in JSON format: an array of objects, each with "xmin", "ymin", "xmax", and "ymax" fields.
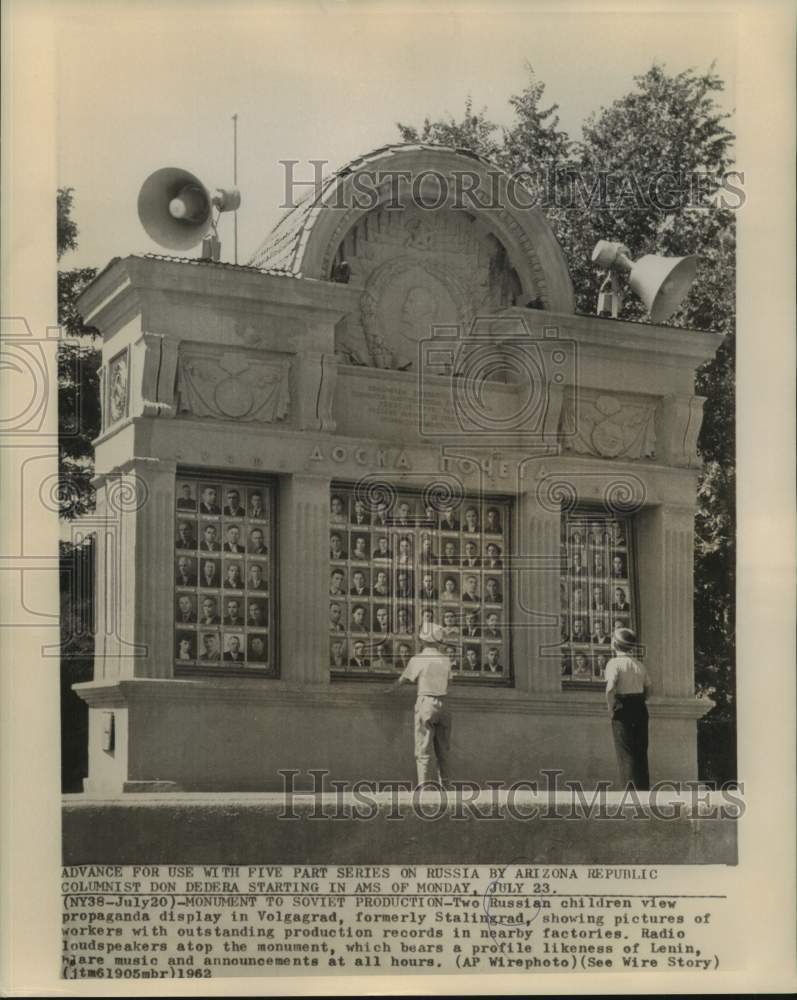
[
  {"xmin": 591, "ymin": 240, "xmax": 698, "ymax": 323},
  {"xmin": 137, "ymin": 167, "xmax": 241, "ymax": 251},
  {"xmin": 629, "ymin": 254, "xmax": 699, "ymax": 324}
]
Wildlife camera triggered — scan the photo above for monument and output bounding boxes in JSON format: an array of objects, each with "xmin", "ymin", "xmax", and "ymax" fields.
[{"xmin": 72, "ymin": 144, "xmax": 724, "ymax": 794}]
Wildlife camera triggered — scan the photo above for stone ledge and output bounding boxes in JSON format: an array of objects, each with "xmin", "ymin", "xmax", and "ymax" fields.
[
  {"xmin": 62, "ymin": 792, "xmax": 738, "ymax": 866},
  {"xmin": 73, "ymin": 679, "xmax": 712, "ymax": 720}
]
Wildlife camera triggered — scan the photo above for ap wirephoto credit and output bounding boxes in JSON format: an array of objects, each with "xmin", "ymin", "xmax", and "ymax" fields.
[{"xmin": 2, "ymin": 0, "xmax": 795, "ymax": 995}]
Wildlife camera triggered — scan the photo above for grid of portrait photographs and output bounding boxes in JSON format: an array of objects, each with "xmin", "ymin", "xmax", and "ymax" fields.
[
  {"xmin": 173, "ymin": 475, "xmax": 274, "ymax": 675},
  {"xmin": 560, "ymin": 511, "xmax": 636, "ymax": 687},
  {"xmin": 329, "ymin": 485, "xmax": 511, "ymax": 682}
]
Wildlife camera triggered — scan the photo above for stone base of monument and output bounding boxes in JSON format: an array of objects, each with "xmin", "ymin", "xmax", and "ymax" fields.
[{"xmin": 62, "ymin": 792, "xmax": 737, "ymax": 866}]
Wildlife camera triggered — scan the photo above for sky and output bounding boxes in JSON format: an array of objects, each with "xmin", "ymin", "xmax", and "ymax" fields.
[{"xmin": 56, "ymin": 0, "xmax": 737, "ymax": 271}]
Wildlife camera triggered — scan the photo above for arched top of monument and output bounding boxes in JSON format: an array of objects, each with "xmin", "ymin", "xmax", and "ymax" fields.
[{"xmin": 248, "ymin": 143, "xmax": 575, "ymax": 313}]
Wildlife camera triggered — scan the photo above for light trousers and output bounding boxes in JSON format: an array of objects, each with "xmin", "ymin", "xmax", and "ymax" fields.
[{"xmin": 414, "ymin": 695, "xmax": 451, "ymax": 786}]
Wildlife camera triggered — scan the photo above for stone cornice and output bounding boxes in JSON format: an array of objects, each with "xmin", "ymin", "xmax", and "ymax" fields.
[
  {"xmin": 77, "ymin": 255, "xmax": 354, "ymax": 335},
  {"xmin": 74, "ymin": 679, "xmax": 712, "ymax": 720},
  {"xmin": 508, "ymin": 306, "xmax": 724, "ymax": 370}
]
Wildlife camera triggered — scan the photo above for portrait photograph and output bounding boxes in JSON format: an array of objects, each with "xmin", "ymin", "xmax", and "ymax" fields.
[
  {"xmin": 461, "ymin": 541, "xmax": 481, "ymax": 567},
  {"xmin": 223, "ymin": 488, "xmax": 246, "ymax": 518},
  {"xmin": 174, "ymin": 518, "xmax": 197, "ymax": 550},
  {"xmin": 372, "ymin": 534, "xmax": 392, "ymax": 560},
  {"xmin": 175, "ymin": 631, "xmax": 196, "ymax": 663},
  {"xmin": 483, "ymin": 646, "xmax": 504, "ymax": 674},
  {"xmin": 461, "ymin": 611, "xmax": 481, "ymax": 639},
  {"xmin": 174, "ymin": 555, "xmax": 197, "ymax": 588},
  {"xmin": 247, "ymin": 598, "xmax": 268, "ymax": 629},
  {"xmin": 198, "ymin": 596, "xmax": 220, "ymax": 626},
  {"xmin": 247, "ymin": 488, "xmax": 268, "ymax": 521},
  {"xmin": 440, "ymin": 574, "xmax": 460, "ymax": 601},
  {"xmin": 246, "ymin": 633, "xmax": 268, "ymax": 664},
  {"xmin": 198, "ymin": 557, "xmax": 221, "ymax": 589},
  {"xmin": 349, "ymin": 604, "xmax": 369, "ymax": 633},
  {"xmin": 349, "ymin": 568, "xmax": 370, "ymax": 596},
  {"xmin": 329, "ymin": 638, "xmax": 347, "ymax": 669},
  {"xmin": 199, "ymin": 522, "xmax": 221, "ymax": 552},
  {"xmin": 329, "ymin": 494, "xmax": 347, "ymax": 524},
  {"xmin": 350, "ymin": 533, "xmax": 370, "ymax": 561},
  {"xmin": 222, "ymin": 561, "xmax": 244, "ymax": 590},
  {"xmin": 484, "ymin": 507, "xmax": 503, "ymax": 535},
  {"xmin": 175, "ymin": 480, "xmax": 197, "ymax": 511},
  {"xmin": 350, "ymin": 499, "xmax": 371, "ymax": 526},
  {"xmin": 328, "ymin": 602, "xmax": 345, "ymax": 633},
  {"xmin": 222, "ymin": 597, "xmax": 245, "ymax": 627},
  {"xmin": 438, "ymin": 507, "xmax": 460, "ymax": 532},
  {"xmin": 348, "ymin": 640, "xmax": 370, "ymax": 669},
  {"xmin": 462, "ymin": 644, "xmax": 481, "ymax": 673},
  {"xmin": 223, "ymin": 633, "xmax": 246, "ymax": 662},
  {"xmin": 198, "ymin": 631, "xmax": 222, "ymax": 662},
  {"xmin": 223, "ymin": 523, "xmax": 245, "ymax": 553},
  {"xmin": 439, "ymin": 538, "xmax": 460, "ymax": 565},
  {"xmin": 246, "ymin": 561, "xmax": 268, "ymax": 591},
  {"xmin": 174, "ymin": 593, "xmax": 196, "ymax": 625},
  {"xmin": 247, "ymin": 526, "xmax": 268, "ymax": 555},
  {"xmin": 329, "ymin": 531, "xmax": 348, "ymax": 561},
  {"xmin": 198, "ymin": 483, "xmax": 221, "ymax": 516}
]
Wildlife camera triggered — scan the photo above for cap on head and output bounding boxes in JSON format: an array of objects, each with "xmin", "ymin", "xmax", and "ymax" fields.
[
  {"xmin": 612, "ymin": 627, "xmax": 637, "ymax": 653},
  {"xmin": 419, "ymin": 623, "xmax": 446, "ymax": 645}
]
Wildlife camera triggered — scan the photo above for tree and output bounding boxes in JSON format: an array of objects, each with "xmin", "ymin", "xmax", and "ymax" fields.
[
  {"xmin": 564, "ymin": 67, "xmax": 737, "ymax": 784},
  {"xmin": 397, "ymin": 95, "xmax": 504, "ymax": 161},
  {"xmin": 499, "ymin": 65, "xmax": 571, "ymax": 172},
  {"xmin": 57, "ymin": 188, "xmax": 100, "ymax": 519},
  {"xmin": 57, "ymin": 187, "xmax": 79, "ymax": 260},
  {"xmin": 58, "ymin": 188, "xmax": 100, "ymax": 790},
  {"xmin": 397, "ymin": 64, "xmax": 737, "ymax": 782}
]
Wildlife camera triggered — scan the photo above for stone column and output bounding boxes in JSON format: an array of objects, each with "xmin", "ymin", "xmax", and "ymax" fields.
[
  {"xmin": 91, "ymin": 466, "xmax": 157, "ymax": 680},
  {"xmin": 91, "ymin": 458, "xmax": 177, "ymax": 680},
  {"xmin": 637, "ymin": 503, "xmax": 696, "ymax": 697},
  {"xmin": 88, "ymin": 481, "xmax": 114, "ymax": 681},
  {"xmin": 278, "ymin": 473, "xmax": 330, "ymax": 684},
  {"xmin": 131, "ymin": 459, "xmax": 177, "ymax": 678},
  {"xmin": 515, "ymin": 466, "xmax": 563, "ymax": 693}
]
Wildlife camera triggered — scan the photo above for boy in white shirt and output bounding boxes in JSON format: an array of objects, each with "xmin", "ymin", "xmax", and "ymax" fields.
[{"xmin": 388, "ymin": 624, "xmax": 452, "ymax": 788}]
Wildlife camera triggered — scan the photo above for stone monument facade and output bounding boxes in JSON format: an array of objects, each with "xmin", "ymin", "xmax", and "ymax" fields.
[{"xmin": 74, "ymin": 145, "xmax": 723, "ymax": 793}]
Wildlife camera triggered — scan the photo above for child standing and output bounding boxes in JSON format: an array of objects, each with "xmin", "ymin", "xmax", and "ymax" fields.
[
  {"xmin": 605, "ymin": 627, "xmax": 651, "ymax": 790},
  {"xmin": 388, "ymin": 623, "xmax": 452, "ymax": 787}
]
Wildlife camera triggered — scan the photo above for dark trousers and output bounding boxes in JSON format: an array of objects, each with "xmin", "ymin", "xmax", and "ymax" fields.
[{"xmin": 611, "ymin": 693, "xmax": 650, "ymax": 790}]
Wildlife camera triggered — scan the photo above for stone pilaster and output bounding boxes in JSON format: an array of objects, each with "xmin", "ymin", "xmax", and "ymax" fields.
[
  {"xmin": 294, "ymin": 352, "xmax": 339, "ymax": 432},
  {"xmin": 116, "ymin": 458, "xmax": 176, "ymax": 678},
  {"xmin": 637, "ymin": 504, "xmax": 696, "ymax": 698},
  {"xmin": 89, "ymin": 482, "xmax": 114, "ymax": 680},
  {"xmin": 91, "ymin": 469, "xmax": 154, "ymax": 679},
  {"xmin": 139, "ymin": 331, "xmax": 180, "ymax": 418},
  {"xmin": 515, "ymin": 473, "xmax": 562, "ymax": 693},
  {"xmin": 278, "ymin": 473, "xmax": 331, "ymax": 683},
  {"xmin": 655, "ymin": 394, "xmax": 706, "ymax": 468}
]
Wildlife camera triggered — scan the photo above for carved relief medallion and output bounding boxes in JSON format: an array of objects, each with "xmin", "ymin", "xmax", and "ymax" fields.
[
  {"xmin": 563, "ymin": 391, "xmax": 656, "ymax": 461},
  {"xmin": 177, "ymin": 349, "xmax": 290, "ymax": 423},
  {"xmin": 108, "ymin": 350, "xmax": 129, "ymax": 424}
]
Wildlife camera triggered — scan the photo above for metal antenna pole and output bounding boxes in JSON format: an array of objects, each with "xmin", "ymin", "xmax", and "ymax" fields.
[{"xmin": 232, "ymin": 113, "xmax": 239, "ymax": 264}]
